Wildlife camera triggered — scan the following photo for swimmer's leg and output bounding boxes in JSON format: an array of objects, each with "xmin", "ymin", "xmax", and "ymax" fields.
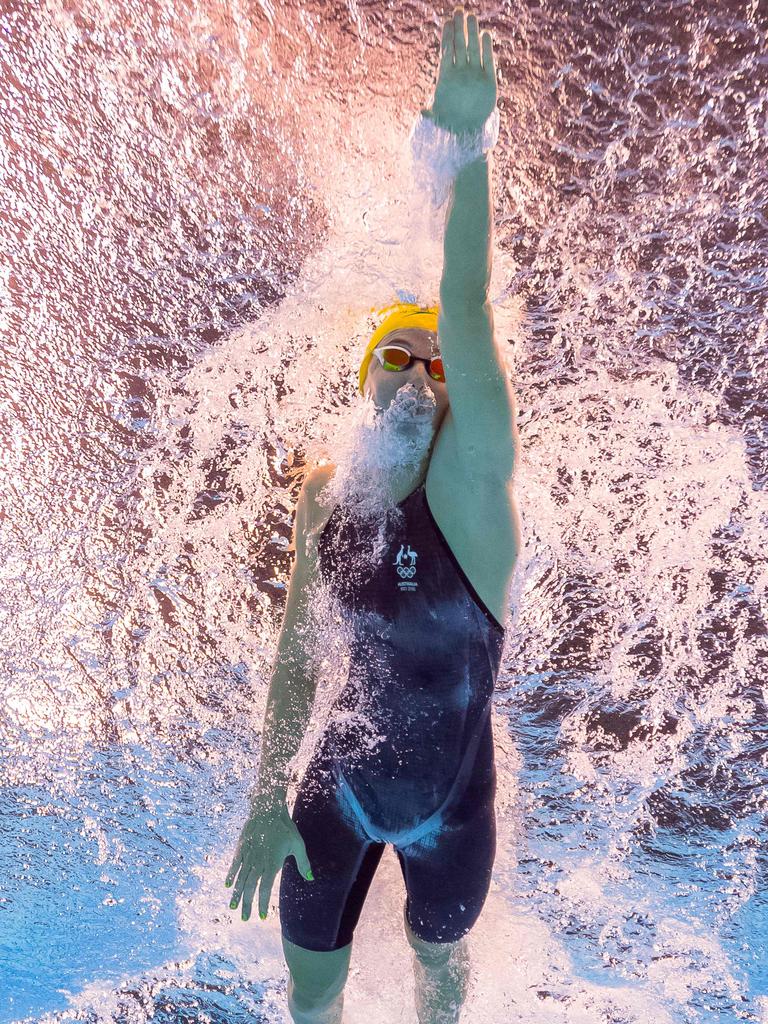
[
  {"xmin": 278, "ymin": 742, "xmax": 383, "ymax": 1021},
  {"xmin": 397, "ymin": 718, "xmax": 497, "ymax": 1023},
  {"xmin": 282, "ymin": 935, "xmax": 352, "ymax": 1024},
  {"xmin": 403, "ymin": 903, "xmax": 471, "ymax": 1024}
]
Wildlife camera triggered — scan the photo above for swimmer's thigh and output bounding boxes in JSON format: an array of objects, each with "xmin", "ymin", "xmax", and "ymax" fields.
[
  {"xmin": 396, "ymin": 729, "xmax": 497, "ymax": 944},
  {"xmin": 279, "ymin": 752, "xmax": 385, "ymax": 953}
]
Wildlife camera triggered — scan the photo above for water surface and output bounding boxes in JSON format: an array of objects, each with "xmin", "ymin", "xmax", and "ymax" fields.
[{"xmin": 1, "ymin": 1, "xmax": 766, "ymax": 1021}]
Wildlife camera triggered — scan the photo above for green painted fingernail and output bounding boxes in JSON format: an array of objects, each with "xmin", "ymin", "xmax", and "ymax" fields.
[
  {"xmin": 230, "ymin": 898, "xmax": 237, "ymax": 909},
  {"xmin": 259, "ymin": 911, "xmax": 267, "ymax": 919},
  {"xmin": 306, "ymin": 870, "xmax": 314, "ymax": 881}
]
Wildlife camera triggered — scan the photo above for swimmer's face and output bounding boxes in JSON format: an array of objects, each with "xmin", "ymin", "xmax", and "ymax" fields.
[{"xmin": 363, "ymin": 327, "xmax": 449, "ymax": 427}]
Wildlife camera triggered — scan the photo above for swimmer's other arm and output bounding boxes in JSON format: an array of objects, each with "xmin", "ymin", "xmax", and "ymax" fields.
[{"xmin": 249, "ymin": 469, "xmax": 324, "ymax": 813}]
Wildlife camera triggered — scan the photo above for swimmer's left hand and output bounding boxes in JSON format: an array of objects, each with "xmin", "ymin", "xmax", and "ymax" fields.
[{"xmin": 422, "ymin": 7, "xmax": 498, "ymax": 136}]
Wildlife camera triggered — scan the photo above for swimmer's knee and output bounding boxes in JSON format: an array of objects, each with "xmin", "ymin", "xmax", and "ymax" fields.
[
  {"xmin": 282, "ymin": 934, "xmax": 353, "ymax": 1001},
  {"xmin": 402, "ymin": 904, "xmax": 469, "ymax": 964}
]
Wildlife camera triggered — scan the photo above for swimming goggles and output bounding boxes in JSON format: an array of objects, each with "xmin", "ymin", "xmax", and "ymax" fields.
[{"xmin": 372, "ymin": 344, "xmax": 446, "ymax": 383}]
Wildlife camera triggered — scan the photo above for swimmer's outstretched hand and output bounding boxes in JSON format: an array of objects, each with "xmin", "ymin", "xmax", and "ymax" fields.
[
  {"xmin": 224, "ymin": 796, "xmax": 313, "ymax": 922},
  {"xmin": 422, "ymin": 7, "xmax": 498, "ymax": 135}
]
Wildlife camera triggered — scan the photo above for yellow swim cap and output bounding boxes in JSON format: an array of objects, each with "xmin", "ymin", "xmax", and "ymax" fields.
[{"xmin": 358, "ymin": 301, "xmax": 439, "ymax": 396}]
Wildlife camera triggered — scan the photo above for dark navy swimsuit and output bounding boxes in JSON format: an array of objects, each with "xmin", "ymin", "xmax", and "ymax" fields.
[{"xmin": 279, "ymin": 480, "xmax": 505, "ymax": 951}]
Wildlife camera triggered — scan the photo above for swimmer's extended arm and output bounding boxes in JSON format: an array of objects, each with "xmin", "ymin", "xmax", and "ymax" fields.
[
  {"xmin": 250, "ymin": 478, "xmax": 320, "ymax": 811},
  {"xmin": 424, "ymin": 9, "xmax": 516, "ymax": 477},
  {"xmin": 224, "ymin": 480, "xmax": 318, "ymax": 919},
  {"xmin": 252, "ymin": 623, "xmax": 316, "ymax": 810}
]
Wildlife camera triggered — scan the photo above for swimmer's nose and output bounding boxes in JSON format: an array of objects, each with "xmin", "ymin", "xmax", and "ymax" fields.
[{"xmin": 412, "ymin": 361, "xmax": 431, "ymax": 384}]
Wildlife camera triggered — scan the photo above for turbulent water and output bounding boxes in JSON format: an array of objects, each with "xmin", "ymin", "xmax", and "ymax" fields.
[{"xmin": 1, "ymin": 1, "xmax": 766, "ymax": 1021}]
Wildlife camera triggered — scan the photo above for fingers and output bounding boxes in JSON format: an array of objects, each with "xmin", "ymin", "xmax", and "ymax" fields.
[
  {"xmin": 241, "ymin": 865, "xmax": 260, "ymax": 921},
  {"xmin": 258, "ymin": 867, "xmax": 279, "ymax": 920},
  {"xmin": 442, "ymin": 7, "xmax": 495, "ymax": 75},
  {"xmin": 439, "ymin": 18, "xmax": 453, "ymax": 73},
  {"xmin": 228, "ymin": 874, "xmax": 242, "ymax": 909},
  {"xmin": 227, "ymin": 862, "xmax": 248, "ymax": 910},
  {"xmin": 482, "ymin": 30, "xmax": 495, "ymax": 78},
  {"xmin": 444, "ymin": 9, "xmax": 489, "ymax": 71},
  {"xmin": 227, "ymin": 843, "xmax": 260, "ymax": 911},
  {"xmin": 467, "ymin": 13, "xmax": 481, "ymax": 66},
  {"xmin": 292, "ymin": 836, "xmax": 314, "ymax": 882},
  {"xmin": 453, "ymin": 8, "xmax": 467, "ymax": 64},
  {"xmin": 224, "ymin": 848, "xmax": 242, "ymax": 888}
]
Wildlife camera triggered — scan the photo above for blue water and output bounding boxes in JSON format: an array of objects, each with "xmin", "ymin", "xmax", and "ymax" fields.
[{"xmin": 1, "ymin": 0, "xmax": 766, "ymax": 1021}]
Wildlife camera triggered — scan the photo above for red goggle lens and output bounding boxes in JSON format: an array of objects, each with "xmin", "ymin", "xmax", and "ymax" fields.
[{"xmin": 379, "ymin": 347, "xmax": 445, "ymax": 383}]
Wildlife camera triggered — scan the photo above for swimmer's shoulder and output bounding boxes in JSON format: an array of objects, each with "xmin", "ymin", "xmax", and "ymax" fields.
[{"xmin": 302, "ymin": 462, "xmax": 338, "ymax": 519}]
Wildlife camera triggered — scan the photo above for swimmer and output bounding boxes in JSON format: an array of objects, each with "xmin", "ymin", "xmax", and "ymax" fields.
[{"xmin": 224, "ymin": 8, "xmax": 520, "ymax": 1023}]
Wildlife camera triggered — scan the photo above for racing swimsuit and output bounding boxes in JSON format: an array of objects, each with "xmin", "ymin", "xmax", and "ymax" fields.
[{"xmin": 279, "ymin": 480, "xmax": 505, "ymax": 950}]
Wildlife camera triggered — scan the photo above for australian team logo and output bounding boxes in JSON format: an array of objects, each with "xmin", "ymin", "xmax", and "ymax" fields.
[{"xmin": 393, "ymin": 542, "xmax": 418, "ymax": 592}]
